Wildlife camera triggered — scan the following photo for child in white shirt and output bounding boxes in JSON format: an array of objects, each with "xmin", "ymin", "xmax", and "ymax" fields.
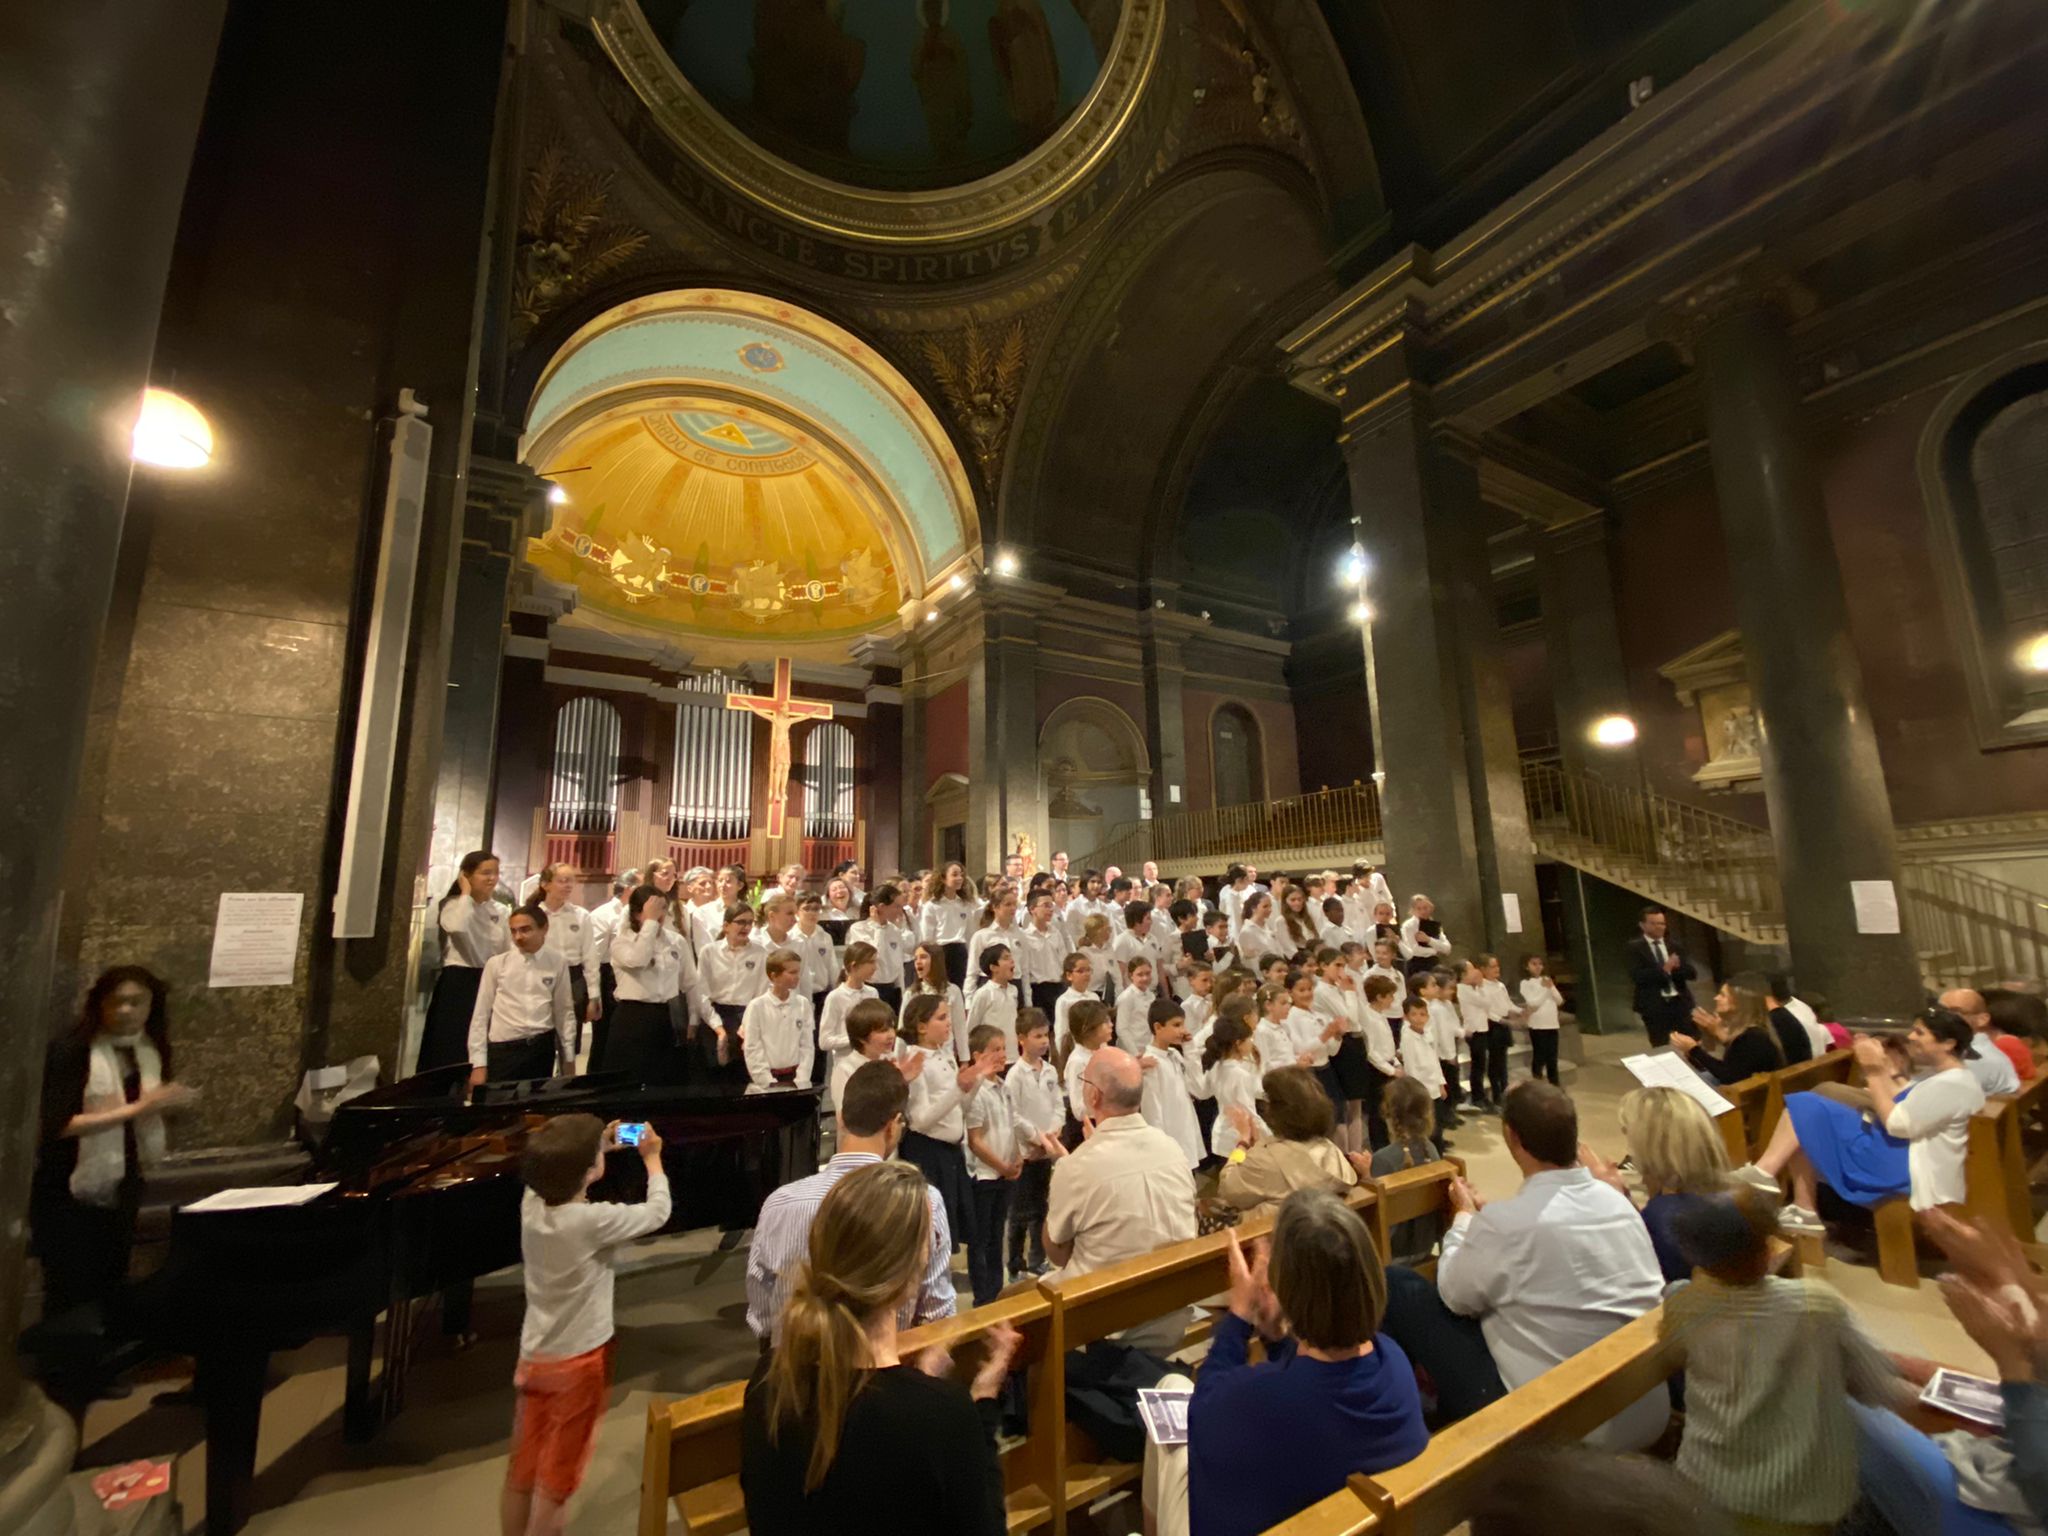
[
  {"xmin": 1396, "ymin": 994, "xmax": 1451, "ymax": 1144},
  {"xmin": 961, "ymin": 1024, "xmax": 1021, "ymax": 1305},
  {"xmin": 1115, "ymin": 957, "xmax": 1158, "ymax": 1056},
  {"xmin": 1358, "ymin": 972, "xmax": 1405, "ymax": 1150},
  {"xmin": 506, "ymin": 1114, "xmax": 670, "ymax": 1534},
  {"xmin": 1061, "ymin": 1001, "xmax": 1112, "ymax": 1140},
  {"xmin": 898, "ymin": 992, "xmax": 985, "ymax": 1249},
  {"xmin": 828, "ymin": 998, "xmax": 901, "ymax": 1117},
  {"xmin": 1077, "ymin": 914, "xmax": 1117, "ymax": 1003},
  {"xmin": 816, "ymin": 943, "xmax": 880, "ymax": 1112},
  {"xmin": 1419, "ymin": 970, "xmax": 1465, "ymax": 1126},
  {"xmin": 967, "ymin": 943, "xmax": 1022, "ymax": 1061},
  {"xmin": 1052, "ymin": 951, "xmax": 1095, "ymax": 1049},
  {"xmin": 1202, "ymin": 1014, "xmax": 1271, "ymax": 1158},
  {"xmin": 1253, "ymin": 981, "xmax": 1302, "ymax": 1080},
  {"xmin": 1005, "ymin": 1011, "xmax": 1065, "ymax": 1277},
  {"xmin": 1518, "ymin": 952, "xmax": 1564, "ymax": 1086},
  {"xmin": 1139, "ymin": 999, "xmax": 1203, "ymax": 1170},
  {"xmin": 904, "ymin": 941, "xmax": 968, "ymax": 1061},
  {"xmin": 740, "ymin": 949, "xmax": 814, "ymax": 1089}
]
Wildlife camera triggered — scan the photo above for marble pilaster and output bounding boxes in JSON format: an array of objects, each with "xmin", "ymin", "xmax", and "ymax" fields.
[{"xmin": 1536, "ymin": 513, "xmax": 1644, "ymax": 783}]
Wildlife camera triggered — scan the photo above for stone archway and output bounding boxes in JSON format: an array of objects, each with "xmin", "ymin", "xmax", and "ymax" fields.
[{"xmin": 1039, "ymin": 696, "xmax": 1151, "ymax": 865}]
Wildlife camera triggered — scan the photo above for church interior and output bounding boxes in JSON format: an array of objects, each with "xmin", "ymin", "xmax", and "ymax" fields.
[{"xmin": 6, "ymin": 0, "xmax": 2048, "ymax": 1531}]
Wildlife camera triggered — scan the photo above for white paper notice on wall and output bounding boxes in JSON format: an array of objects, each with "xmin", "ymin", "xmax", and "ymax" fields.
[
  {"xmin": 1502, "ymin": 892, "xmax": 1524, "ymax": 934},
  {"xmin": 1850, "ymin": 879, "xmax": 1901, "ymax": 935},
  {"xmin": 209, "ymin": 892, "xmax": 305, "ymax": 988}
]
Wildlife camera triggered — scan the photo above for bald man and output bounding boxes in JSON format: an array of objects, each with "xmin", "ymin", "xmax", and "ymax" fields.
[
  {"xmin": 1042, "ymin": 1046, "xmax": 1196, "ymax": 1352},
  {"xmin": 1942, "ymin": 987, "xmax": 2031, "ymax": 1090}
]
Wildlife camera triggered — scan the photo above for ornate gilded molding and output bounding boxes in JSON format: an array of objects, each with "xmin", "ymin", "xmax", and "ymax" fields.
[
  {"xmin": 512, "ymin": 138, "xmax": 650, "ymax": 341},
  {"xmin": 920, "ymin": 318, "xmax": 1030, "ymax": 483},
  {"xmin": 588, "ymin": 0, "xmax": 1166, "ymax": 246}
]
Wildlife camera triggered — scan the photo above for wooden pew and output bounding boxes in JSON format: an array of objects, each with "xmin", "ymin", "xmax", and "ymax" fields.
[
  {"xmin": 1757, "ymin": 1049, "xmax": 1857, "ymax": 1149},
  {"xmin": 1363, "ymin": 1160, "xmax": 1463, "ymax": 1276},
  {"xmin": 638, "ymin": 1290, "xmax": 1060, "ymax": 1536},
  {"xmin": 1262, "ymin": 1306, "xmax": 1681, "ymax": 1536}
]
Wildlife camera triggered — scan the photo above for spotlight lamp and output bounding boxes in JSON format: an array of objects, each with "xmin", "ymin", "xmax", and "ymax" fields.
[
  {"xmin": 2021, "ymin": 632, "xmax": 2048, "ymax": 675},
  {"xmin": 992, "ymin": 549, "xmax": 1021, "ymax": 578},
  {"xmin": 1590, "ymin": 714, "xmax": 1639, "ymax": 747},
  {"xmin": 131, "ymin": 387, "xmax": 214, "ymax": 470}
]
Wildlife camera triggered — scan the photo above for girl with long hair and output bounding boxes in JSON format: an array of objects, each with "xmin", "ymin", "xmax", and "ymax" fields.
[
  {"xmin": 606, "ymin": 884, "xmax": 692, "ymax": 1086},
  {"xmin": 741, "ymin": 1162, "xmax": 1018, "ymax": 1533},
  {"xmin": 418, "ymin": 850, "xmax": 508, "ymax": 1071},
  {"xmin": 34, "ymin": 967, "xmax": 195, "ymax": 1323}
]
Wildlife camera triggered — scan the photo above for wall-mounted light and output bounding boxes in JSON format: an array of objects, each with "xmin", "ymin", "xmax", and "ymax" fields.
[
  {"xmin": 948, "ymin": 572, "xmax": 967, "ymax": 592},
  {"xmin": 1590, "ymin": 714, "xmax": 1638, "ymax": 747},
  {"xmin": 992, "ymin": 549, "xmax": 1020, "ymax": 577},
  {"xmin": 924, "ymin": 609, "xmax": 939, "ymax": 624},
  {"xmin": 131, "ymin": 387, "xmax": 214, "ymax": 469},
  {"xmin": 1338, "ymin": 543, "xmax": 1369, "ymax": 588},
  {"xmin": 2021, "ymin": 632, "xmax": 2048, "ymax": 674},
  {"xmin": 546, "ymin": 482, "xmax": 570, "ymax": 506},
  {"xmin": 1349, "ymin": 601, "xmax": 1374, "ymax": 625}
]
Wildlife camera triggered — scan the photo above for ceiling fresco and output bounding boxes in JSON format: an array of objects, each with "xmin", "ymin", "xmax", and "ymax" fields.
[
  {"xmin": 636, "ymin": 0, "xmax": 1123, "ymax": 191},
  {"xmin": 530, "ymin": 402, "xmax": 907, "ymax": 646}
]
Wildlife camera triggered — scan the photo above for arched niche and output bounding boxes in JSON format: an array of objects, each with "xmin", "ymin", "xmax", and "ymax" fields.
[
  {"xmin": 1209, "ymin": 701, "xmax": 1265, "ymax": 808},
  {"xmin": 1039, "ymin": 696, "xmax": 1150, "ymax": 860}
]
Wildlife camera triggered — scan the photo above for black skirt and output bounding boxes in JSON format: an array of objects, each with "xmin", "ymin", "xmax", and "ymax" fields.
[
  {"xmin": 1332, "ymin": 1033, "xmax": 1374, "ymax": 1099},
  {"xmin": 609, "ymin": 999, "xmax": 684, "ymax": 1087},
  {"xmin": 1028, "ymin": 980, "xmax": 1063, "ymax": 1017},
  {"xmin": 941, "ymin": 941, "xmax": 968, "ymax": 988},
  {"xmin": 899, "ymin": 1129, "xmax": 975, "ymax": 1248},
  {"xmin": 417, "ymin": 965, "xmax": 484, "ymax": 1073},
  {"xmin": 1315, "ymin": 1063, "xmax": 1346, "ymax": 1116}
]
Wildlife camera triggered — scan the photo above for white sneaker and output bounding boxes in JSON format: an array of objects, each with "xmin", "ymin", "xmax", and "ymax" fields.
[
  {"xmin": 1731, "ymin": 1163, "xmax": 1781, "ymax": 1197},
  {"xmin": 1778, "ymin": 1203, "xmax": 1826, "ymax": 1234}
]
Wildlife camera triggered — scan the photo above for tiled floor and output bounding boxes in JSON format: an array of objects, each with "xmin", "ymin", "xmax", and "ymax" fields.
[{"xmin": 73, "ymin": 1032, "xmax": 1993, "ymax": 1534}]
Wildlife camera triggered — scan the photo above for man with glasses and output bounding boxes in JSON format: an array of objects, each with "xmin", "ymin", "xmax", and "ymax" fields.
[{"xmin": 1043, "ymin": 1047, "xmax": 1197, "ymax": 1352}]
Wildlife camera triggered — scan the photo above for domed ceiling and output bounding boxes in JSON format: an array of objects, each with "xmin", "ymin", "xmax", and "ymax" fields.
[
  {"xmin": 529, "ymin": 403, "xmax": 907, "ymax": 649},
  {"xmin": 637, "ymin": 0, "xmax": 1121, "ymax": 190}
]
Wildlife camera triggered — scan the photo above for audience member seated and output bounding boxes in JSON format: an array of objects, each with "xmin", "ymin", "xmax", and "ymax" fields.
[
  {"xmin": 1986, "ymin": 990, "xmax": 2047, "ymax": 1078},
  {"xmin": 1751, "ymin": 1007, "xmax": 1984, "ymax": 1232},
  {"xmin": 1466, "ymin": 1444, "xmax": 1735, "ymax": 1536},
  {"xmin": 1581, "ymin": 1085, "xmax": 1733, "ymax": 1284},
  {"xmin": 1215, "ymin": 1065, "xmax": 1359, "ymax": 1224},
  {"xmin": 1668, "ymin": 976, "xmax": 1785, "ymax": 1086},
  {"xmin": 1043, "ymin": 1046, "xmax": 1198, "ymax": 1353},
  {"xmin": 1850, "ymin": 1209, "xmax": 2044, "ymax": 1536},
  {"xmin": 1150, "ymin": 1192, "xmax": 1425, "ymax": 1536},
  {"xmin": 741, "ymin": 1160, "xmax": 1020, "ymax": 1535},
  {"xmin": 1743, "ymin": 969, "xmax": 1815, "ymax": 1066},
  {"xmin": 1369, "ymin": 1075, "xmax": 1448, "ymax": 1265},
  {"xmin": 1946, "ymin": 987, "xmax": 2030, "ymax": 1092},
  {"xmin": 1661, "ymin": 1187, "xmax": 1904, "ymax": 1535},
  {"xmin": 1381, "ymin": 1081, "xmax": 1667, "ymax": 1444},
  {"xmin": 746, "ymin": 1061, "xmax": 956, "ymax": 1345}
]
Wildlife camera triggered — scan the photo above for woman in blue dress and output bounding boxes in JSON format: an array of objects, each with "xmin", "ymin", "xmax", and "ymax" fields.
[{"xmin": 1753, "ymin": 1007, "xmax": 1983, "ymax": 1231}]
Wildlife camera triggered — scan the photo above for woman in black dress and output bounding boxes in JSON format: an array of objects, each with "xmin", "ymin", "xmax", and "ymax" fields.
[
  {"xmin": 743, "ymin": 1161, "xmax": 1020, "ymax": 1536},
  {"xmin": 1668, "ymin": 976, "xmax": 1786, "ymax": 1085},
  {"xmin": 34, "ymin": 967, "xmax": 196, "ymax": 1324}
]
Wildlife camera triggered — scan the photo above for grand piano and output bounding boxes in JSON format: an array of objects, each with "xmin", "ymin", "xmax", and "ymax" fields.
[{"xmin": 142, "ymin": 1064, "xmax": 821, "ymax": 1535}]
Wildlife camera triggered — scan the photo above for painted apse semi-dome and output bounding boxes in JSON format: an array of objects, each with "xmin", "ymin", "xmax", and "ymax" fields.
[{"xmin": 636, "ymin": 0, "xmax": 1123, "ymax": 190}]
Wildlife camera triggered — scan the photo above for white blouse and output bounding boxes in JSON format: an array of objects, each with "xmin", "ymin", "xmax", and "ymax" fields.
[
  {"xmin": 699, "ymin": 938, "xmax": 769, "ymax": 1007},
  {"xmin": 921, "ymin": 895, "xmax": 981, "ymax": 946},
  {"xmin": 1886, "ymin": 1067, "xmax": 1986, "ymax": 1211},
  {"xmin": 439, "ymin": 894, "xmax": 508, "ymax": 969},
  {"xmin": 1208, "ymin": 1057, "xmax": 1271, "ymax": 1157}
]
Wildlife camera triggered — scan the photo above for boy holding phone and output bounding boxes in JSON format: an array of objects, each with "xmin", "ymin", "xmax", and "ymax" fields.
[{"xmin": 503, "ymin": 1114, "xmax": 669, "ymax": 1536}]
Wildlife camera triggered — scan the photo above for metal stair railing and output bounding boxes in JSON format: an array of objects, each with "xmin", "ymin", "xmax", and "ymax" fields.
[
  {"xmin": 1075, "ymin": 782, "xmax": 1384, "ymax": 874},
  {"xmin": 1897, "ymin": 859, "xmax": 2048, "ymax": 988}
]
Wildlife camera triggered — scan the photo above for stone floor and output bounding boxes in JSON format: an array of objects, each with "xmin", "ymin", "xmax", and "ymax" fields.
[{"xmin": 70, "ymin": 1032, "xmax": 1994, "ymax": 1535}]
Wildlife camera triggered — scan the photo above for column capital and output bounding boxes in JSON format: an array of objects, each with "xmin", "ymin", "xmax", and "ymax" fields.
[
  {"xmin": 1652, "ymin": 253, "xmax": 1820, "ymax": 361},
  {"xmin": 464, "ymin": 455, "xmax": 551, "ymax": 555}
]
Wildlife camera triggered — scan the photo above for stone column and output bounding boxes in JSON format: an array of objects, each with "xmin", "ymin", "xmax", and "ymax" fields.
[
  {"xmin": 0, "ymin": 0, "xmax": 226, "ymax": 1517},
  {"xmin": 1536, "ymin": 513, "xmax": 1644, "ymax": 783},
  {"xmin": 1693, "ymin": 300, "xmax": 1922, "ymax": 1013},
  {"xmin": 1341, "ymin": 399, "xmax": 1543, "ymax": 954},
  {"xmin": 964, "ymin": 578, "xmax": 1053, "ymax": 874},
  {"xmin": 898, "ymin": 643, "xmax": 929, "ymax": 869},
  {"xmin": 430, "ymin": 458, "xmax": 550, "ymax": 879},
  {"xmin": 1140, "ymin": 610, "xmax": 1196, "ymax": 816}
]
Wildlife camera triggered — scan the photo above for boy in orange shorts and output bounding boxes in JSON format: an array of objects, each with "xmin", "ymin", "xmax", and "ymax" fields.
[{"xmin": 502, "ymin": 1113, "xmax": 670, "ymax": 1536}]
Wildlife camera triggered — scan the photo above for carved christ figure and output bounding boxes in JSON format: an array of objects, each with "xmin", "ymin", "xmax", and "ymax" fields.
[{"xmin": 726, "ymin": 657, "xmax": 835, "ymax": 838}]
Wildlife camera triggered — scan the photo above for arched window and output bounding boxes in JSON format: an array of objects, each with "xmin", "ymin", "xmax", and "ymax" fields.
[
  {"xmin": 549, "ymin": 696, "xmax": 621, "ymax": 833},
  {"xmin": 801, "ymin": 722, "xmax": 856, "ymax": 840},
  {"xmin": 670, "ymin": 672, "xmax": 755, "ymax": 841},
  {"xmin": 1925, "ymin": 358, "xmax": 2048, "ymax": 746},
  {"xmin": 1212, "ymin": 704, "xmax": 1265, "ymax": 808}
]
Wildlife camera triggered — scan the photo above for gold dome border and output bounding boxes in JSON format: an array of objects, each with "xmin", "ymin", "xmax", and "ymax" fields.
[{"xmin": 590, "ymin": 0, "xmax": 1165, "ymax": 245}]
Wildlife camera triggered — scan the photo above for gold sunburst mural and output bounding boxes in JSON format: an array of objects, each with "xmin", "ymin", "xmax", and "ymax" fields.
[{"xmin": 527, "ymin": 404, "xmax": 908, "ymax": 651}]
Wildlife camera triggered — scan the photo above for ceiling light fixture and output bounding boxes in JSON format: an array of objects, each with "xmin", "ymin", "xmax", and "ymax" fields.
[
  {"xmin": 1590, "ymin": 714, "xmax": 1639, "ymax": 747},
  {"xmin": 130, "ymin": 387, "xmax": 213, "ymax": 469}
]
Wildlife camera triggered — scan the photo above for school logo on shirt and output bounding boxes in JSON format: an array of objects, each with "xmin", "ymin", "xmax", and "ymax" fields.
[
  {"xmin": 744, "ymin": 955, "xmax": 758, "ymax": 970},
  {"xmin": 567, "ymin": 921, "xmax": 579, "ymax": 933},
  {"xmin": 541, "ymin": 973, "xmax": 556, "ymax": 990}
]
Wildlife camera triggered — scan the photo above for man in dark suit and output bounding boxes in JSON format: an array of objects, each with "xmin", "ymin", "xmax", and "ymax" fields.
[{"xmin": 1626, "ymin": 907, "xmax": 1695, "ymax": 1048}]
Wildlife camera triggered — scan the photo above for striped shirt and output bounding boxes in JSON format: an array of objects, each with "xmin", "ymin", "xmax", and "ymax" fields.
[
  {"xmin": 743, "ymin": 1152, "xmax": 956, "ymax": 1341},
  {"xmin": 1661, "ymin": 1274, "xmax": 1895, "ymax": 1524}
]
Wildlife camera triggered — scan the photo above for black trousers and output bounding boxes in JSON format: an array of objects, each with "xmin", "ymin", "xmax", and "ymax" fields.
[
  {"xmin": 1529, "ymin": 1029, "xmax": 1561, "ymax": 1085},
  {"xmin": 874, "ymin": 982, "xmax": 904, "ymax": 1017},
  {"xmin": 484, "ymin": 1033, "xmax": 559, "ymax": 1082},
  {"xmin": 710, "ymin": 1002, "xmax": 749, "ymax": 1083},
  {"xmin": 33, "ymin": 1188, "xmax": 135, "ymax": 1324},
  {"xmin": 1009, "ymin": 1160, "xmax": 1052, "ymax": 1269},
  {"xmin": 941, "ymin": 942, "xmax": 968, "ymax": 988},
  {"xmin": 1468, "ymin": 1027, "xmax": 1509, "ymax": 1103},
  {"xmin": 969, "ymin": 1180, "xmax": 1014, "ymax": 1306},
  {"xmin": 1363, "ymin": 1062, "xmax": 1392, "ymax": 1150},
  {"xmin": 1028, "ymin": 980, "xmax": 1063, "ymax": 1018},
  {"xmin": 609, "ymin": 999, "xmax": 684, "ymax": 1086},
  {"xmin": 1640, "ymin": 997, "xmax": 1688, "ymax": 1049}
]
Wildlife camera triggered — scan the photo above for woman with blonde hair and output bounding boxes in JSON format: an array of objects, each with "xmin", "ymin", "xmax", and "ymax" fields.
[
  {"xmin": 741, "ymin": 1161, "xmax": 1018, "ymax": 1534},
  {"xmin": 1585, "ymin": 1085, "xmax": 1733, "ymax": 1283}
]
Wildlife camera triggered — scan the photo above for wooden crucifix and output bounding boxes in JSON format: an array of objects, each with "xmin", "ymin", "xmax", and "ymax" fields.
[{"xmin": 726, "ymin": 657, "xmax": 834, "ymax": 838}]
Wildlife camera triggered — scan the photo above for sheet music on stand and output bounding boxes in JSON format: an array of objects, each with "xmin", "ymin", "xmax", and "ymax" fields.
[{"xmin": 1621, "ymin": 1051, "xmax": 1735, "ymax": 1118}]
